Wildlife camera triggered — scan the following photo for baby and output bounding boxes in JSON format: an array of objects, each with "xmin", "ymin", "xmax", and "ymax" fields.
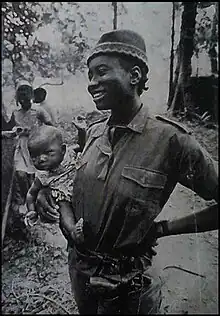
[{"xmin": 24, "ymin": 124, "xmax": 84, "ymax": 244}]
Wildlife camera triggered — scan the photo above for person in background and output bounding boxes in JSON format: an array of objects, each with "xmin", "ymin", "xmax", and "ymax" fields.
[
  {"xmin": 34, "ymin": 87, "xmax": 57, "ymax": 125},
  {"xmin": 7, "ymin": 81, "xmax": 53, "ymax": 234}
]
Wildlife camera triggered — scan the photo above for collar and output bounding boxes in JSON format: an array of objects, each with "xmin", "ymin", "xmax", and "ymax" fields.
[
  {"xmin": 89, "ymin": 104, "xmax": 150, "ymax": 138},
  {"xmin": 123, "ymin": 104, "xmax": 149, "ymax": 133}
]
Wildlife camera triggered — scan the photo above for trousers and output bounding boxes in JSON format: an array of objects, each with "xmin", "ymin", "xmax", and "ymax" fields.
[{"xmin": 68, "ymin": 248, "xmax": 162, "ymax": 315}]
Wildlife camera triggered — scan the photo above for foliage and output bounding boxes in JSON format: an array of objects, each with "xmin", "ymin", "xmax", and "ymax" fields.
[
  {"xmin": 168, "ymin": 2, "xmax": 218, "ymax": 118},
  {"xmin": 2, "ymin": 2, "xmax": 90, "ymax": 85},
  {"xmin": 194, "ymin": 7, "xmax": 214, "ymax": 55},
  {"xmin": 2, "ymin": 2, "xmax": 40, "ymax": 84}
]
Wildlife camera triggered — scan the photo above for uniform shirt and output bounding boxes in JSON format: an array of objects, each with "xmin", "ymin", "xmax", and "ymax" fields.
[{"xmin": 71, "ymin": 105, "xmax": 218, "ymax": 275}]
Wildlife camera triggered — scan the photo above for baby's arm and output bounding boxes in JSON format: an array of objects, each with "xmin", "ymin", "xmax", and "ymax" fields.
[
  {"xmin": 26, "ymin": 178, "xmax": 43, "ymax": 212},
  {"xmin": 58, "ymin": 201, "xmax": 84, "ymax": 244}
]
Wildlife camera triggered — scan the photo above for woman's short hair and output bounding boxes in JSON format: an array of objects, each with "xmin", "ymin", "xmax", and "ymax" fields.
[{"xmin": 117, "ymin": 54, "xmax": 149, "ymax": 96}]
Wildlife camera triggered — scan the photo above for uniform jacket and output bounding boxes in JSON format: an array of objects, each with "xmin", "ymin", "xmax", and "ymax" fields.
[{"xmin": 71, "ymin": 105, "xmax": 218, "ymax": 275}]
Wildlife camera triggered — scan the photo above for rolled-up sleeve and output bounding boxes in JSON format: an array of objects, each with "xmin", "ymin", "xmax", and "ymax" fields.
[{"xmin": 171, "ymin": 133, "xmax": 218, "ymax": 202}]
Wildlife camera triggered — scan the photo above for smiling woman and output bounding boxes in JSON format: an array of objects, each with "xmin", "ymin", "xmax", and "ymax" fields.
[{"xmin": 35, "ymin": 29, "xmax": 218, "ymax": 315}]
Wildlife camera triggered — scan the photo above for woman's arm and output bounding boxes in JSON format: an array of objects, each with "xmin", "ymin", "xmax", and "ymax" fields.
[
  {"xmin": 156, "ymin": 133, "xmax": 218, "ymax": 238},
  {"xmin": 156, "ymin": 203, "xmax": 218, "ymax": 238}
]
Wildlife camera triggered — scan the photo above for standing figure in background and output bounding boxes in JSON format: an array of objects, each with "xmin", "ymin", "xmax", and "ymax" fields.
[
  {"xmin": 7, "ymin": 81, "xmax": 53, "ymax": 235},
  {"xmin": 34, "ymin": 87, "xmax": 57, "ymax": 125}
]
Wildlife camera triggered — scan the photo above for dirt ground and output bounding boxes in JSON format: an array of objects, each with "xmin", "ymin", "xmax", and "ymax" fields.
[{"xmin": 2, "ymin": 121, "xmax": 218, "ymax": 315}]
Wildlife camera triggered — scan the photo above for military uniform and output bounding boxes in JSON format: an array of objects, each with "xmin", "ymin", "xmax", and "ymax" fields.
[{"xmin": 68, "ymin": 105, "xmax": 218, "ymax": 314}]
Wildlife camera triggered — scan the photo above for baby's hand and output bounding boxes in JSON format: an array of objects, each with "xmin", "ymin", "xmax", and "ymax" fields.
[
  {"xmin": 24, "ymin": 210, "xmax": 39, "ymax": 227},
  {"xmin": 72, "ymin": 218, "xmax": 84, "ymax": 244}
]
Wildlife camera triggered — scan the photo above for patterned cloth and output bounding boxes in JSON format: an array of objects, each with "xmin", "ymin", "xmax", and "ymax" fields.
[{"xmin": 36, "ymin": 145, "xmax": 77, "ymax": 204}]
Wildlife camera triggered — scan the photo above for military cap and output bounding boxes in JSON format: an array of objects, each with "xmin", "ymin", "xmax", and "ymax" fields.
[{"xmin": 87, "ymin": 29, "xmax": 149, "ymax": 72}]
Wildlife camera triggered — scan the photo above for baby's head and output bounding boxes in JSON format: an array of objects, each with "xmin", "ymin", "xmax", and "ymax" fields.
[{"xmin": 28, "ymin": 125, "xmax": 66, "ymax": 171}]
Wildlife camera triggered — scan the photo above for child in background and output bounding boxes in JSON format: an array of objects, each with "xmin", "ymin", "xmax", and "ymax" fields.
[
  {"xmin": 34, "ymin": 87, "xmax": 57, "ymax": 126},
  {"xmin": 24, "ymin": 125, "xmax": 84, "ymax": 244}
]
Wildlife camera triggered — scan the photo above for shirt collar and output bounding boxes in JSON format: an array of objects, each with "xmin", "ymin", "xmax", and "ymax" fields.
[
  {"xmin": 90, "ymin": 104, "xmax": 150, "ymax": 138},
  {"xmin": 107, "ymin": 104, "xmax": 149, "ymax": 134},
  {"xmin": 126, "ymin": 104, "xmax": 149, "ymax": 133}
]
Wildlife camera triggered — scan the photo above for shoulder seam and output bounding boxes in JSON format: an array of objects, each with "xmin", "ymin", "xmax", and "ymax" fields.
[{"xmin": 155, "ymin": 115, "xmax": 191, "ymax": 134}]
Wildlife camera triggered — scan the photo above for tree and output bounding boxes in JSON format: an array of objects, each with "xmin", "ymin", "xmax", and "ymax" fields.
[
  {"xmin": 208, "ymin": 2, "xmax": 218, "ymax": 75},
  {"xmin": 112, "ymin": 2, "xmax": 118, "ymax": 30},
  {"xmin": 2, "ymin": 2, "xmax": 39, "ymax": 86},
  {"xmin": 168, "ymin": 2, "xmax": 198, "ymax": 114},
  {"xmin": 194, "ymin": 2, "xmax": 218, "ymax": 76},
  {"xmin": 2, "ymin": 2, "xmax": 91, "ymax": 85},
  {"xmin": 167, "ymin": 2, "xmax": 176, "ymax": 108}
]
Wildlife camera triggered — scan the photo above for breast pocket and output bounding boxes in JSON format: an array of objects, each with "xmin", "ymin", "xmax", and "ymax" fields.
[
  {"xmin": 114, "ymin": 166, "xmax": 167, "ymax": 250},
  {"xmin": 120, "ymin": 166, "xmax": 167, "ymax": 203}
]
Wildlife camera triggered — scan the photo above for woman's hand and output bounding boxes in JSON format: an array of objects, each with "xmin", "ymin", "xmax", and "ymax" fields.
[{"xmin": 35, "ymin": 187, "xmax": 60, "ymax": 223}]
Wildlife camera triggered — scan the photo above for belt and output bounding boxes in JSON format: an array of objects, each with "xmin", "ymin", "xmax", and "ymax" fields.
[{"xmin": 75, "ymin": 246, "xmax": 147, "ymax": 277}]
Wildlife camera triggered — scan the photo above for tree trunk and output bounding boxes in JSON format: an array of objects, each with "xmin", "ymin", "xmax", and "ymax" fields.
[
  {"xmin": 169, "ymin": 2, "xmax": 197, "ymax": 114},
  {"xmin": 167, "ymin": 2, "xmax": 176, "ymax": 108},
  {"xmin": 208, "ymin": 2, "xmax": 218, "ymax": 75},
  {"xmin": 112, "ymin": 2, "xmax": 117, "ymax": 30}
]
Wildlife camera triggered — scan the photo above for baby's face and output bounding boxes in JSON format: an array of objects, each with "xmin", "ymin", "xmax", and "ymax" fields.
[{"xmin": 29, "ymin": 139, "xmax": 66, "ymax": 171}]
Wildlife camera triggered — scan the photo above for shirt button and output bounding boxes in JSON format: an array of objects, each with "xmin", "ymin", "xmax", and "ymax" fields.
[{"xmin": 141, "ymin": 175, "xmax": 146, "ymax": 184}]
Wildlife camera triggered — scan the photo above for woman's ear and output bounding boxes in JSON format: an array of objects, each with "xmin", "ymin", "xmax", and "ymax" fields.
[{"xmin": 130, "ymin": 66, "xmax": 142, "ymax": 86}]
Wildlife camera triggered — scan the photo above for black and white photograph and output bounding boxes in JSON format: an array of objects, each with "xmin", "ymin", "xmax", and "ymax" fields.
[{"xmin": 2, "ymin": 2, "xmax": 218, "ymax": 314}]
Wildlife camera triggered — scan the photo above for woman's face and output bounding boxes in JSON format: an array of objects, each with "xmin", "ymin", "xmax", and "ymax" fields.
[{"xmin": 87, "ymin": 55, "xmax": 133, "ymax": 111}]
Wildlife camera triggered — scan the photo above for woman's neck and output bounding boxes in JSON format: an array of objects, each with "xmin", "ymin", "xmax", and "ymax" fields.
[{"xmin": 110, "ymin": 96, "xmax": 142, "ymax": 125}]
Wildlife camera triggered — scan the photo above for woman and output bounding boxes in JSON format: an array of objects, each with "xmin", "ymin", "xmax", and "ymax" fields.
[{"xmin": 36, "ymin": 30, "xmax": 218, "ymax": 314}]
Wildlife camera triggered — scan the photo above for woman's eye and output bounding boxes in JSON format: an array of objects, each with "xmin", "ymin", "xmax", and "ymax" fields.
[{"xmin": 98, "ymin": 68, "xmax": 108, "ymax": 76}]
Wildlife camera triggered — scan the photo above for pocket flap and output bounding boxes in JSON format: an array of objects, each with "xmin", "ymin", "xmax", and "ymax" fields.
[{"xmin": 122, "ymin": 166, "xmax": 167, "ymax": 189}]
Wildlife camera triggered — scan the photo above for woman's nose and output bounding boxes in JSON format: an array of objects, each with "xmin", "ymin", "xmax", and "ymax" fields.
[{"xmin": 88, "ymin": 76, "xmax": 99, "ymax": 89}]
